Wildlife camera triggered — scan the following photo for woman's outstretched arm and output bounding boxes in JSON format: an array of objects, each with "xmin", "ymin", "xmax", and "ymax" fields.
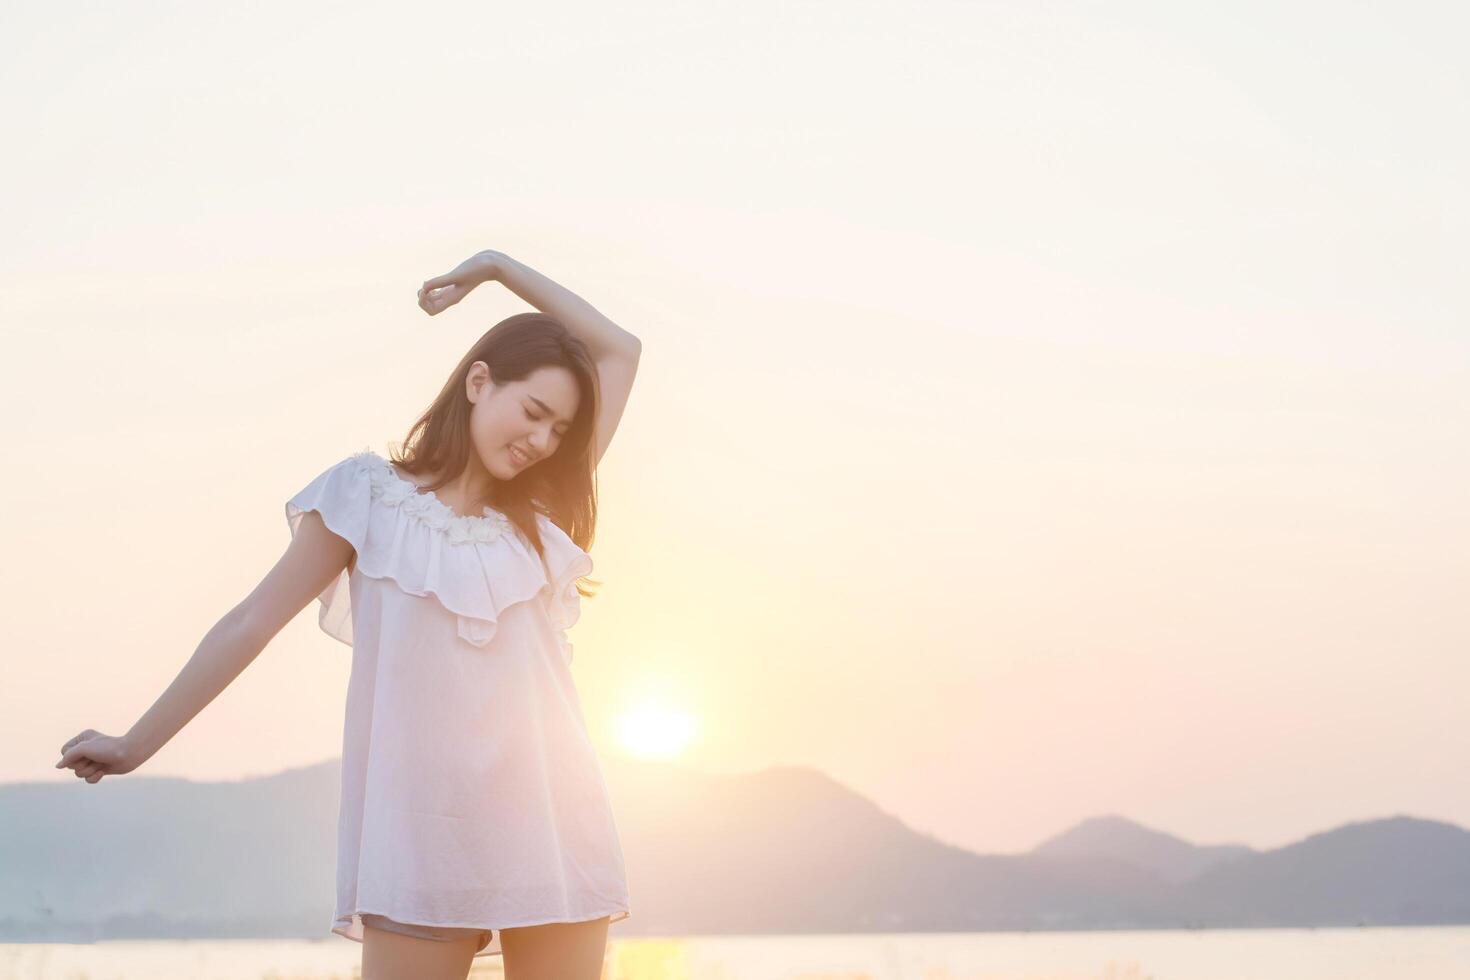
[
  {"xmin": 418, "ymin": 249, "xmax": 643, "ymax": 467},
  {"xmin": 55, "ymin": 511, "xmax": 353, "ymax": 783}
]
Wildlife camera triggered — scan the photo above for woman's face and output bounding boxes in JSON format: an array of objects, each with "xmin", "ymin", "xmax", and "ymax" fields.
[{"xmin": 466, "ymin": 361, "xmax": 580, "ymax": 480}]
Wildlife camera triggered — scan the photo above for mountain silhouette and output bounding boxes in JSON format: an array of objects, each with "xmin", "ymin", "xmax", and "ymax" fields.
[
  {"xmin": 5, "ymin": 757, "xmax": 1467, "ymax": 943},
  {"xmin": 1028, "ymin": 813, "xmax": 1256, "ymax": 882}
]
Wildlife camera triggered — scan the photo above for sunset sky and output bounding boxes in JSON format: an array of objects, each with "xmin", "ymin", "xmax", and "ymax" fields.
[{"xmin": 3, "ymin": 2, "xmax": 1466, "ymax": 858}]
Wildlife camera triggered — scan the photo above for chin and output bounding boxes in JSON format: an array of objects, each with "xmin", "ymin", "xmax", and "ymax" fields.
[{"xmin": 494, "ymin": 449, "xmax": 528, "ymax": 478}]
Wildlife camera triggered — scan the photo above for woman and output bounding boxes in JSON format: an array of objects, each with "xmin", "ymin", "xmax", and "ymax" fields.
[{"xmin": 55, "ymin": 248, "xmax": 642, "ymax": 980}]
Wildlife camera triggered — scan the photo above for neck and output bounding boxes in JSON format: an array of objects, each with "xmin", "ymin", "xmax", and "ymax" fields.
[{"xmin": 443, "ymin": 458, "xmax": 497, "ymax": 512}]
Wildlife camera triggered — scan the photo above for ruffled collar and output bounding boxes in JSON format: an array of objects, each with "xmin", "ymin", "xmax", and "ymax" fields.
[{"xmin": 351, "ymin": 449, "xmax": 515, "ymax": 546}]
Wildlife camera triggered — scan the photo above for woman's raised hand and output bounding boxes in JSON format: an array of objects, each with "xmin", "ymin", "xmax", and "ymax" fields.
[
  {"xmin": 55, "ymin": 730, "xmax": 139, "ymax": 784},
  {"xmin": 417, "ymin": 251, "xmax": 501, "ymax": 316}
]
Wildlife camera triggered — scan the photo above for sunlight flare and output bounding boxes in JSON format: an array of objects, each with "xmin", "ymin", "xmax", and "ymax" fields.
[{"xmin": 615, "ymin": 703, "xmax": 699, "ymax": 759}]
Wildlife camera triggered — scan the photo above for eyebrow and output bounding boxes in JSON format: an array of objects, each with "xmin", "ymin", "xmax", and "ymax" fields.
[{"xmin": 528, "ymin": 396, "xmax": 572, "ymax": 425}]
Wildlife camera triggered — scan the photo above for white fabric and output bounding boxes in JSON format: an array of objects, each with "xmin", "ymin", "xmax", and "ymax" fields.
[{"xmin": 285, "ymin": 449, "xmax": 631, "ymax": 959}]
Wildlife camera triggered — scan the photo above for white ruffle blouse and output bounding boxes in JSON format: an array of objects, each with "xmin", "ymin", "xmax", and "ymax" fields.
[{"xmin": 285, "ymin": 449, "xmax": 632, "ymax": 959}]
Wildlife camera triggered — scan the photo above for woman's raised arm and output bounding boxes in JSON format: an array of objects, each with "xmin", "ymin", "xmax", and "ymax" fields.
[{"xmin": 418, "ymin": 249, "xmax": 643, "ymax": 467}]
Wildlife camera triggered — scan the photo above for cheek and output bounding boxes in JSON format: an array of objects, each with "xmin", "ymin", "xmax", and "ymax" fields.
[
  {"xmin": 474, "ymin": 409, "xmax": 512, "ymax": 442},
  {"xmin": 469, "ymin": 422, "xmax": 506, "ymax": 463}
]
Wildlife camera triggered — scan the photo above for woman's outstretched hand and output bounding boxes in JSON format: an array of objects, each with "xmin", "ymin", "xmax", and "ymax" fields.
[
  {"xmin": 55, "ymin": 730, "xmax": 139, "ymax": 784},
  {"xmin": 417, "ymin": 251, "xmax": 502, "ymax": 316}
]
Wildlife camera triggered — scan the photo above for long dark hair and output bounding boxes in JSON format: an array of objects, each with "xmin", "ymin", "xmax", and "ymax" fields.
[{"xmin": 387, "ymin": 312, "xmax": 601, "ymax": 598}]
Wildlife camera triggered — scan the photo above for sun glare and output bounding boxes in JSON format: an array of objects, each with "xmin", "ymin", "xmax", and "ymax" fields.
[{"xmin": 615, "ymin": 703, "xmax": 699, "ymax": 759}]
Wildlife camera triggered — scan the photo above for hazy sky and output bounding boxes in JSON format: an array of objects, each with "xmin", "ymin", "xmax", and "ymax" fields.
[{"xmin": 3, "ymin": 1, "xmax": 1466, "ymax": 857}]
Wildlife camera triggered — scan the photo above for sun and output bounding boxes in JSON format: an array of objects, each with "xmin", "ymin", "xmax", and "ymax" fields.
[{"xmin": 614, "ymin": 701, "xmax": 699, "ymax": 760}]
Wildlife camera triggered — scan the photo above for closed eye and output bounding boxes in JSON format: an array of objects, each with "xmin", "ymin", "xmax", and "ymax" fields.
[{"xmin": 525, "ymin": 408, "xmax": 569, "ymax": 436}]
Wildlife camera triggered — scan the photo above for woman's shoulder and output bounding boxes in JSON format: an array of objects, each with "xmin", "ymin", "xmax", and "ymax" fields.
[{"xmin": 285, "ymin": 447, "xmax": 592, "ymax": 658}]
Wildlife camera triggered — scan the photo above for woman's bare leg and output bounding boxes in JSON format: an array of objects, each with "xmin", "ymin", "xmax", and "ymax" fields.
[
  {"xmin": 361, "ymin": 920, "xmax": 479, "ymax": 980},
  {"xmin": 500, "ymin": 914, "xmax": 611, "ymax": 980}
]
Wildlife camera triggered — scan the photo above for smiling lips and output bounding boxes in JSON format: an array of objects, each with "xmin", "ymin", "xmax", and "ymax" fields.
[{"xmin": 509, "ymin": 445, "xmax": 533, "ymax": 465}]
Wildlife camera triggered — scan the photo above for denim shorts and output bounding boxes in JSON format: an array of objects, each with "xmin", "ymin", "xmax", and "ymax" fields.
[{"xmin": 360, "ymin": 912, "xmax": 494, "ymax": 953}]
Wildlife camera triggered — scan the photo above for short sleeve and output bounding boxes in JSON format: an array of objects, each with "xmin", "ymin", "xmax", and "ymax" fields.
[
  {"xmin": 533, "ymin": 512, "xmax": 595, "ymax": 664},
  {"xmin": 285, "ymin": 454, "xmax": 374, "ymax": 646}
]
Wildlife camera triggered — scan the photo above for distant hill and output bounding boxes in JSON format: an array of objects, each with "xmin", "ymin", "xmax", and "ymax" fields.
[
  {"xmin": 1028, "ymin": 813, "xmax": 1256, "ymax": 882},
  {"xmin": 4, "ymin": 757, "xmax": 1468, "ymax": 943}
]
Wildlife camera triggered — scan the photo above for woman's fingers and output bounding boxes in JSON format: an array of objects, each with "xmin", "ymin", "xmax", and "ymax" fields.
[
  {"xmin": 58, "ymin": 735, "xmax": 115, "ymax": 770},
  {"xmin": 417, "ymin": 271, "xmax": 478, "ymax": 315},
  {"xmin": 59, "ymin": 730, "xmax": 97, "ymax": 758},
  {"xmin": 67, "ymin": 756, "xmax": 116, "ymax": 783},
  {"xmin": 58, "ymin": 739, "xmax": 91, "ymax": 768},
  {"xmin": 418, "ymin": 285, "xmax": 463, "ymax": 316},
  {"xmin": 58, "ymin": 733, "xmax": 133, "ymax": 783},
  {"xmin": 58, "ymin": 743, "xmax": 89, "ymax": 769},
  {"xmin": 417, "ymin": 285, "xmax": 443, "ymax": 315},
  {"xmin": 417, "ymin": 252, "xmax": 495, "ymax": 311}
]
